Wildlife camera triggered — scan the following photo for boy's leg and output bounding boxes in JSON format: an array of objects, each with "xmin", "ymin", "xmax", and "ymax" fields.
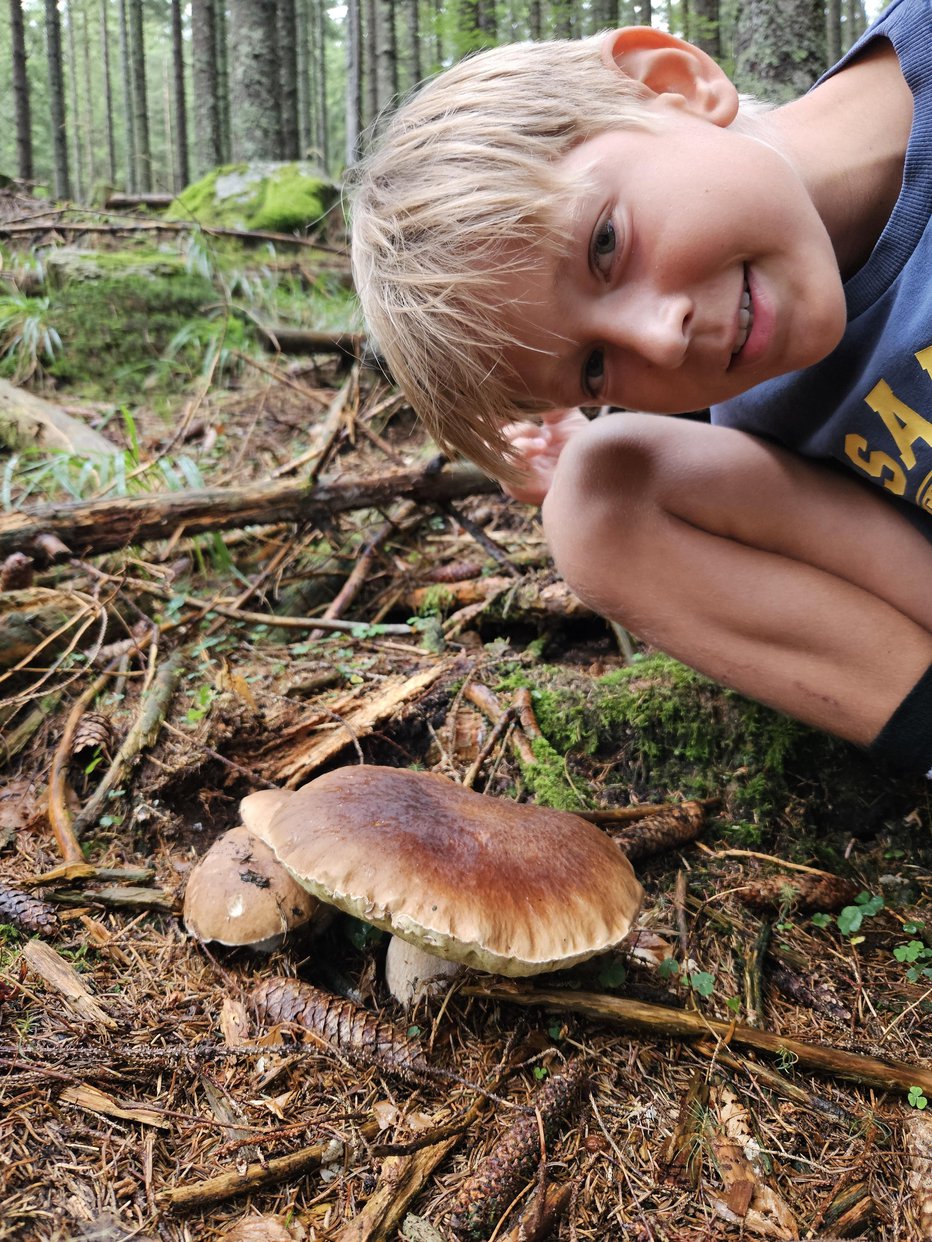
[{"xmin": 541, "ymin": 413, "xmax": 932, "ymax": 750}]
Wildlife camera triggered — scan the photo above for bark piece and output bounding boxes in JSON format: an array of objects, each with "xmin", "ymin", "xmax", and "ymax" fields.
[
  {"xmin": 20, "ymin": 938, "xmax": 116, "ymax": 1030},
  {"xmin": 261, "ymin": 663, "xmax": 449, "ymax": 787},
  {"xmin": 905, "ymin": 1110, "xmax": 932, "ymax": 1239},
  {"xmin": 252, "ymin": 977, "xmax": 429, "ymax": 1079}
]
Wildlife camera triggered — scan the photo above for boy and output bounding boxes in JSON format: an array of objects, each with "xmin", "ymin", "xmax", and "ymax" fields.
[{"xmin": 351, "ymin": 0, "xmax": 932, "ymax": 776}]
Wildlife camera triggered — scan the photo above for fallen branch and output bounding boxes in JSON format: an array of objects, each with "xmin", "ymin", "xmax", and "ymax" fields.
[
  {"xmin": 160, "ymin": 1121, "xmax": 381, "ymax": 1210},
  {"xmin": 0, "ymin": 461, "xmax": 500, "ymax": 559},
  {"xmin": 0, "ymin": 216, "xmax": 339, "ymax": 250},
  {"xmin": 71, "ymin": 650, "xmax": 183, "ymax": 837},
  {"xmin": 466, "ymin": 985, "xmax": 932, "ymax": 1096}
]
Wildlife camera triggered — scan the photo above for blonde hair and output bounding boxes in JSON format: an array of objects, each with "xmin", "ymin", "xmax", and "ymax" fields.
[{"xmin": 349, "ymin": 37, "xmax": 656, "ymax": 481}]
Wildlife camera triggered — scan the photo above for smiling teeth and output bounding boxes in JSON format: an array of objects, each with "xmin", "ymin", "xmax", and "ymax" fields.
[{"xmin": 732, "ymin": 278, "xmax": 754, "ymax": 355}]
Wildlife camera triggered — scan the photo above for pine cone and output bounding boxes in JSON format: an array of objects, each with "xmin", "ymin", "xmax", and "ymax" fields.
[
  {"xmin": 447, "ymin": 1060, "xmax": 587, "ymax": 1239},
  {"xmin": 742, "ymin": 872, "xmax": 858, "ymax": 913},
  {"xmin": 611, "ymin": 802, "xmax": 705, "ymax": 862},
  {"xmin": 0, "ymin": 882, "xmax": 60, "ymax": 937},
  {"xmin": 71, "ymin": 711, "xmax": 115, "ymax": 760},
  {"xmin": 252, "ymin": 977, "xmax": 428, "ymax": 1078}
]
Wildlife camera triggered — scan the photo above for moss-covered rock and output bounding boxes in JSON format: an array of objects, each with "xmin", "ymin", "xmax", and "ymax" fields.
[
  {"xmin": 497, "ymin": 654, "xmax": 923, "ymax": 858},
  {"xmin": 168, "ymin": 162, "xmax": 339, "ymax": 234}
]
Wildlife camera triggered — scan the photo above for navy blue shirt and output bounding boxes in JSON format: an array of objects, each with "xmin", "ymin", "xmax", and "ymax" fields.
[{"xmin": 712, "ymin": 0, "xmax": 932, "ymax": 542}]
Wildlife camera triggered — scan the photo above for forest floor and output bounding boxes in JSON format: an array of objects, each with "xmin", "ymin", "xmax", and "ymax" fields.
[{"xmin": 0, "ymin": 193, "xmax": 931, "ymax": 1242}]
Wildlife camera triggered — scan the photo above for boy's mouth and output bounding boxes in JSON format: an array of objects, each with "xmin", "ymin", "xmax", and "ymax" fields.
[{"xmin": 731, "ymin": 271, "xmax": 754, "ymax": 357}]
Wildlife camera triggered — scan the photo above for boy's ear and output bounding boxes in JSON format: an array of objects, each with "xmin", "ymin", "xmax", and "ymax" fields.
[{"xmin": 601, "ymin": 26, "xmax": 739, "ymax": 126}]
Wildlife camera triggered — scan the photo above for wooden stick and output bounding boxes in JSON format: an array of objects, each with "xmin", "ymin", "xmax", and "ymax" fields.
[
  {"xmin": 72, "ymin": 651, "xmax": 183, "ymax": 836},
  {"xmin": 160, "ymin": 1121, "xmax": 381, "ymax": 1210},
  {"xmin": 465, "ymin": 985, "xmax": 932, "ymax": 1095}
]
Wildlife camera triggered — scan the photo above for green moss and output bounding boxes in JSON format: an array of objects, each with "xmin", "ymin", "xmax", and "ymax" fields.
[
  {"xmin": 169, "ymin": 162, "xmax": 337, "ymax": 233},
  {"xmin": 496, "ymin": 653, "xmax": 917, "ymax": 849},
  {"xmin": 46, "ymin": 271, "xmax": 216, "ymax": 394},
  {"xmin": 521, "ymin": 734, "xmax": 590, "ymax": 811},
  {"xmin": 252, "ymin": 165, "xmax": 327, "ymax": 232},
  {"xmin": 416, "ymin": 585, "xmax": 456, "ymax": 618}
]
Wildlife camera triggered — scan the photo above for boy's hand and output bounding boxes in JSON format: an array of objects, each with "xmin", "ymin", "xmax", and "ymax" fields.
[{"xmin": 500, "ymin": 408, "xmax": 591, "ymax": 505}]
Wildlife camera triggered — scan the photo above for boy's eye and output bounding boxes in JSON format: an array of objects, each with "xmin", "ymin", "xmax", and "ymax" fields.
[
  {"xmin": 583, "ymin": 348, "xmax": 605, "ymax": 398},
  {"xmin": 590, "ymin": 218, "xmax": 616, "ymax": 275}
]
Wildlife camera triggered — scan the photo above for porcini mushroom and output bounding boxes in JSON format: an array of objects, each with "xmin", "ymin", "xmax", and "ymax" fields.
[
  {"xmin": 261, "ymin": 765, "xmax": 643, "ymax": 977},
  {"xmin": 384, "ymin": 934, "xmax": 463, "ymax": 1005},
  {"xmin": 183, "ymin": 824, "xmax": 319, "ymax": 950}
]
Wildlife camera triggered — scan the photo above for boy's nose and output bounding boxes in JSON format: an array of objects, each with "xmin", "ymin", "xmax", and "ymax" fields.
[{"xmin": 604, "ymin": 287, "xmax": 692, "ymax": 369}]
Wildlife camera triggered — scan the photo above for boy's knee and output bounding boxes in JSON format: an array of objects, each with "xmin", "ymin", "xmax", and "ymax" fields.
[{"xmin": 541, "ymin": 414, "xmax": 677, "ymax": 614}]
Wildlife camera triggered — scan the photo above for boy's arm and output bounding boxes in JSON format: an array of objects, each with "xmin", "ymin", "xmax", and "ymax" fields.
[{"xmin": 499, "ymin": 408, "xmax": 591, "ymax": 505}]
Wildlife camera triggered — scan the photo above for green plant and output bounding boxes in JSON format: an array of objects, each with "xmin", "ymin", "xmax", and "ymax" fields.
[
  {"xmin": 908, "ymin": 1086, "xmax": 928, "ymax": 1109},
  {"xmin": 837, "ymin": 891, "xmax": 884, "ymax": 938},
  {"xmin": 0, "ymin": 292, "xmax": 62, "ymax": 381},
  {"xmin": 893, "ymin": 939, "xmax": 932, "ymax": 983}
]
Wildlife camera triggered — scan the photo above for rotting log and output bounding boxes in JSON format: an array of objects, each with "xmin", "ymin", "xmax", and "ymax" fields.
[
  {"xmin": 0, "ymin": 462, "xmax": 501, "ymax": 559},
  {"xmin": 259, "ymin": 325, "xmax": 364, "ymax": 358},
  {"xmin": 467, "ymin": 985, "xmax": 932, "ymax": 1096}
]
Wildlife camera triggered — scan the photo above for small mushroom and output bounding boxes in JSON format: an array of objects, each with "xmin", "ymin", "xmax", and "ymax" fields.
[
  {"xmin": 261, "ymin": 765, "xmax": 644, "ymax": 977},
  {"xmin": 183, "ymin": 825, "xmax": 319, "ymax": 951}
]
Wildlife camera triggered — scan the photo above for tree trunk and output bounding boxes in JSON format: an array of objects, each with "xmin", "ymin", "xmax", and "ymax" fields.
[
  {"xmin": 230, "ymin": 0, "xmax": 283, "ymax": 160},
  {"xmin": 127, "ymin": 0, "xmax": 152, "ymax": 191},
  {"xmin": 45, "ymin": 0, "xmax": 72, "ymax": 199},
  {"xmin": 278, "ymin": 0, "xmax": 301, "ymax": 158},
  {"xmin": 477, "ymin": 0, "xmax": 495, "ymax": 42},
  {"xmin": 118, "ymin": 0, "xmax": 136, "ymax": 191},
  {"xmin": 527, "ymin": 0, "xmax": 541, "ymax": 39},
  {"xmin": 345, "ymin": 0, "xmax": 362, "ymax": 164},
  {"xmin": 313, "ymin": 0, "xmax": 328, "ymax": 166},
  {"xmin": 374, "ymin": 0, "xmax": 397, "ymax": 113},
  {"xmin": 99, "ymin": 0, "xmax": 116, "ymax": 184},
  {"xmin": 215, "ymin": 0, "xmax": 232, "ymax": 160},
  {"xmin": 843, "ymin": 0, "xmax": 865, "ymax": 48},
  {"xmin": 9, "ymin": 0, "xmax": 33, "ymax": 182},
  {"xmin": 825, "ymin": 0, "xmax": 841, "ymax": 66},
  {"xmin": 65, "ymin": 0, "xmax": 83, "ymax": 199},
  {"xmin": 406, "ymin": 0, "xmax": 421, "ymax": 89},
  {"xmin": 689, "ymin": 0, "xmax": 720, "ymax": 60},
  {"xmin": 295, "ymin": 0, "xmax": 311, "ymax": 156},
  {"xmin": 170, "ymin": 0, "xmax": 190, "ymax": 188},
  {"xmin": 363, "ymin": 0, "xmax": 377, "ymax": 128},
  {"xmin": 734, "ymin": 0, "xmax": 826, "ymax": 104},
  {"xmin": 80, "ymin": 0, "xmax": 97, "ymax": 192},
  {"xmin": 192, "ymin": 0, "xmax": 223, "ymax": 175}
]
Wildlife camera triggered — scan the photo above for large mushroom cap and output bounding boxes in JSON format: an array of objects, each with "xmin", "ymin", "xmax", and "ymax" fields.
[
  {"xmin": 263, "ymin": 765, "xmax": 643, "ymax": 976},
  {"xmin": 183, "ymin": 825, "xmax": 319, "ymax": 950}
]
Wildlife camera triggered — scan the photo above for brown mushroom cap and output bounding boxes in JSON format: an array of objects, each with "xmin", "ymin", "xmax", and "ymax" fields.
[
  {"xmin": 183, "ymin": 825, "xmax": 319, "ymax": 949},
  {"xmin": 263, "ymin": 765, "xmax": 643, "ymax": 976},
  {"xmin": 239, "ymin": 788, "xmax": 295, "ymax": 840}
]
